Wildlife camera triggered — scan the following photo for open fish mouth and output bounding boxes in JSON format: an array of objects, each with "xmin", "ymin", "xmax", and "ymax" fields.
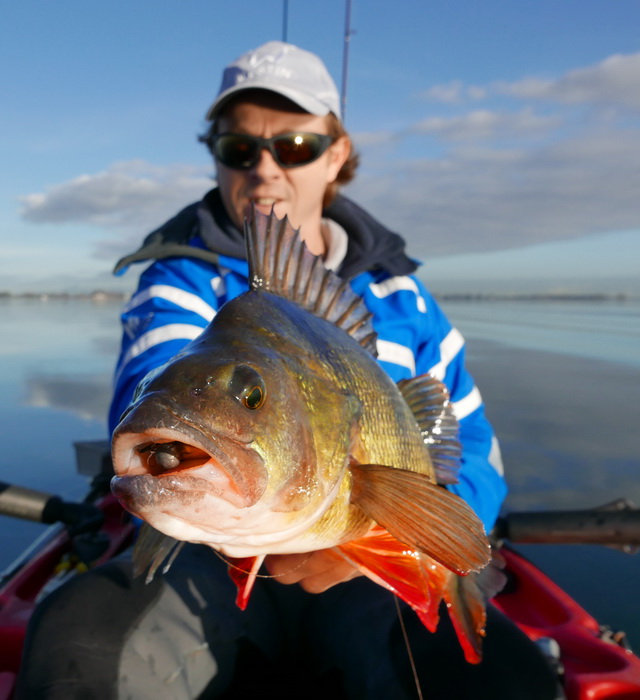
[
  {"xmin": 134, "ymin": 438, "xmax": 214, "ymax": 476},
  {"xmin": 112, "ymin": 413, "xmax": 268, "ymax": 509}
]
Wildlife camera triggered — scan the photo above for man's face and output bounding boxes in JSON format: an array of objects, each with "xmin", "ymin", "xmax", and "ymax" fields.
[{"xmin": 215, "ymin": 93, "xmax": 349, "ymax": 254}]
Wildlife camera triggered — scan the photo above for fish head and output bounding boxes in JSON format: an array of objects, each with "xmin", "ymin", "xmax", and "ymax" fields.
[{"xmin": 111, "ymin": 324, "xmax": 359, "ymax": 555}]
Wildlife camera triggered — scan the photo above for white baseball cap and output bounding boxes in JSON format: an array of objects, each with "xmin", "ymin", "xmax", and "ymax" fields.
[{"xmin": 206, "ymin": 41, "xmax": 342, "ymax": 121}]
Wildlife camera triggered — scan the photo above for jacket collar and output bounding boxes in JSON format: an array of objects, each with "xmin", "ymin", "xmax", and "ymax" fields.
[{"xmin": 114, "ymin": 188, "xmax": 418, "ymax": 280}]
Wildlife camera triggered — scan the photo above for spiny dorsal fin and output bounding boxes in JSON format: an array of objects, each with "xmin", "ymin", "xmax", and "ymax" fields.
[
  {"xmin": 397, "ymin": 374, "xmax": 462, "ymax": 485},
  {"xmin": 245, "ymin": 209, "xmax": 377, "ymax": 355}
]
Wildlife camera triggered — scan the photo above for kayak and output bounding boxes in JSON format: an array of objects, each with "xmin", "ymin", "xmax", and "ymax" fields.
[
  {"xmin": 1, "ymin": 449, "xmax": 640, "ymax": 699},
  {"xmin": 492, "ymin": 547, "xmax": 640, "ymax": 699},
  {"xmin": 0, "ymin": 489, "xmax": 136, "ymax": 700}
]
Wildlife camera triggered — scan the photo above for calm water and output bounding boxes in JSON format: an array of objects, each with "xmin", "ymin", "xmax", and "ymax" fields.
[
  {"xmin": 1, "ymin": 297, "xmax": 639, "ymax": 645},
  {"xmin": 441, "ymin": 298, "xmax": 640, "ymax": 369}
]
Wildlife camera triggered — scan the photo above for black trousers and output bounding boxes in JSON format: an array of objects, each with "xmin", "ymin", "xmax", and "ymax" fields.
[{"xmin": 17, "ymin": 544, "xmax": 562, "ymax": 700}]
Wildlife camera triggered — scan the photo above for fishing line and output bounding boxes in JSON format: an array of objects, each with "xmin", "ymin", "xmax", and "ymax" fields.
[
  {"xmin": 394, "ymin": 595, "xmax": 424, "ymax": 700},
  {"xmin": 212, "ymin": 550, "xmax": 313, "ymax": 579}
]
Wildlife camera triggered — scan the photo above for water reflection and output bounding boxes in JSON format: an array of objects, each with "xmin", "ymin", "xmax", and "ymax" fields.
[
  {"xmin": 25, "ymin": 373, "xmax": 112, "ymax": 422},
  {"xmin": 459, "ymin": 338, "xmax": 640, "ymax": 512},
  {"xmin": 442, "ymin": 299, "xmax": 640, "ymax": 369}
]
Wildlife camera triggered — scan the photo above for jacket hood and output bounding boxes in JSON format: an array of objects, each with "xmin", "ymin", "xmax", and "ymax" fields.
[{"xmin": 114, "ymin": 188, "xmax": 418, "ymax": 280}]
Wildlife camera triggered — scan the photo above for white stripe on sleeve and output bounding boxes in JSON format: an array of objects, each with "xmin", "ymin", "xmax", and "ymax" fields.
[
  {"xmin": 211, "ymin": 275, "xmax": 226, "ymax": 297},
  {"xmin": 369, "ymin": 277, "xmax": 427, "ymax": 313},
  {"xmin": 452, "ymin": 385, "xmax": 482, "ymax": 420},
  {"xmin": 124, "ymin": 285, "xmax": 216, "ymax": 323},
  {"xmin": 376, "ymin": 340, "xmax": 416, "ymax": 375},
  {"xmin": 488, "ymin": 436, "xmax": 505, "ymax": 475},
  {"xmin": 115, "ymin": 323, "xmax": 204, "ymax": 385},
  {"xmin": 428, "ymin": 328, "xmax": 465, "ymax": 380}
]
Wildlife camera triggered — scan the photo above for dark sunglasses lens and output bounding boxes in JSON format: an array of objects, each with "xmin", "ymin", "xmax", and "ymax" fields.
[
  {"xmin": 215, "ymin": 135, "xmax": 259, "ymax": 169},
  {"xmin": 273, "ymin": 134, "xmax": 326, "ymax": 167}
]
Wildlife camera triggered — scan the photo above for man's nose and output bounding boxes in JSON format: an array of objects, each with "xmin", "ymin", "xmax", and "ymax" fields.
[{"xmin": 250, "ymin": 147, "xmax": 282, "ymax": 178}]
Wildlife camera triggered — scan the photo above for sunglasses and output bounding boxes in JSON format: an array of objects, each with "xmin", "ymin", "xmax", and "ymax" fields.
[{"xmin": 212, "ymin": 132, "xmax": 334, "ymax": 170}]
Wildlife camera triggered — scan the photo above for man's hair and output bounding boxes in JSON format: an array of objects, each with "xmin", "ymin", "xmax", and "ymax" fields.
[
  {"xmin": 323, "ymin": 112, "xmax": 359, "ymax": 208},
  {"xmin": 198, "ymin": 99, "xmax": 359, "ymax": 209}
]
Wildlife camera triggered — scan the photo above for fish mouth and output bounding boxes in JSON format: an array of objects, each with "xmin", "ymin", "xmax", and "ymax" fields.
[{"xmin": 111, "ymin": 400, "xmax": 267, "ymax": 509}]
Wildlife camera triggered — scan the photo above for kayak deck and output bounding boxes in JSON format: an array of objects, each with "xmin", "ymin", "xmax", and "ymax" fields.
[
  {"xmin": 1, "ymin": 494, "xmax": 639, "ymax": 699},
  {"xmin": 0, "ymin": 493, "xmax": 135, "ymax": 700},
  {"xmin": 494, "ymin": 546, "xmax": 640, "ymax": 699}
]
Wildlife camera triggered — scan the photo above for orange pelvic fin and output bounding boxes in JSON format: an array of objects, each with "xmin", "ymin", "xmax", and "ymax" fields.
[
  {"xmin": 226, "ymin": 554, "xmax": 265, "ymax": 610},
  {"xmin": 337, "ymin": 527, "xmax": 446, "ymax": 632}
]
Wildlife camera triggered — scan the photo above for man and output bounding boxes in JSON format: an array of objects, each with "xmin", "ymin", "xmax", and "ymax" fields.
[{"xmin": 18, "ymin": 42, "xmax": 560, "ymax": 699}]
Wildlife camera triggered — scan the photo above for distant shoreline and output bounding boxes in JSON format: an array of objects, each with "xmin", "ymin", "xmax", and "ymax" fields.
[
  {"xmin": 0, "ymin": 290, "xmax": 636, "ymax": 303},
  {"xmin": 0, "ymin": 291, "xmax": 129, "ymax": 302},
  {"xmin": 435, "ymin": 292, "xmax": 633, "ymax": 302}
]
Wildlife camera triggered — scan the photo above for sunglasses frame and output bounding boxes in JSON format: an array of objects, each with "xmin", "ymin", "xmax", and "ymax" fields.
[{"xmin": 212, "ymin": 132, "xmax": 334, "ymax": 170}]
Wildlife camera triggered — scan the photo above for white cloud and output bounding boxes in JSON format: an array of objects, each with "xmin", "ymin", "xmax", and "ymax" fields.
[
  {"xmin": 410, "ymin": 108, "xmax": 561, "ymax": 142},
  {"xmin": 422, "ymin": 80, "xmax": 486, "ymax": 103},
  {"xmin": 349, "ymin": 126, "xmax": 640, "ymax": 257},
  {"xmin": 423, "ymin": 52, "xmax": 640, "ymax": 113},
  {"xmin": 21, "ymin": 160, "xmax": 212, "ymax": 230},
  {"xmin": 17, "ymin": 50, "xmax": 640, "ymax": 272},
  {"xmin": 19, "ymin": 160, "xmax": 214, "ymax": 264},
  {"xmin": 343, "ymin": 52, "xmax": 640, "ymax": 257},
  {"xmin": 496, "ymin": 52, "xmax": 640, "ymax": 111}
]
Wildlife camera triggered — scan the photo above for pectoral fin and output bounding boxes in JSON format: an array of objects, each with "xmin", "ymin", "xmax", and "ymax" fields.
[
  {"xmin": 132, "ymin": 524, "xmax": 185, "ymax": 583},
  {"xmin": 350, "ymin": 463, "xmax": 490, "ymax": 575}
]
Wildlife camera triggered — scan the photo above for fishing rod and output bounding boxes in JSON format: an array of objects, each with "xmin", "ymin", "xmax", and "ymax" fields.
[
  {"xmin": 0, "ymin": 481, "xmax": 103, "ymax": 534},
  {"xmin": 281, "ymin": 0, "xmax": 355, "ymax": 123},
  {"xmin": 282, "ymin": 0, "xmax": 288, "ymax": 42},
  {"xmin": 340, "ymin": 0, "xmax": 354, "ymax": 122},
  {"xmin": 494, "ymin": 498, "xmax": 640, "ymax": 551}
]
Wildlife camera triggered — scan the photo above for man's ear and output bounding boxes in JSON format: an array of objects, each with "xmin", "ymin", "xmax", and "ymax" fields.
[{"xmin": 326, "ymin": 135, "xmax": 352, "ymax": 182}]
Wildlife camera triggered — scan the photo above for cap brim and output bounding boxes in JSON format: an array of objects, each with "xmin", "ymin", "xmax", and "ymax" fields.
[{"xmin": 205, "ymin": 82, "xmax": 334, "ymax": 121}]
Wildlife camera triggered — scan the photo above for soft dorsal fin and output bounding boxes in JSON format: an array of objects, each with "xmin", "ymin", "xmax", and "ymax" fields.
[
  {"xmin": 397, "ymin": 374, "xmax": 462, "ymax": 485},
  {"xmin": 245, "ymin": 209, "xmax": 377, "ymax": 355}
]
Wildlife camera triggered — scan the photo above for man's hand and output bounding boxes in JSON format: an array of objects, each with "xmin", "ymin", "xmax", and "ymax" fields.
[{"xmin": 265, "ymin": 549, "xmax": 363, "ymax": 593}]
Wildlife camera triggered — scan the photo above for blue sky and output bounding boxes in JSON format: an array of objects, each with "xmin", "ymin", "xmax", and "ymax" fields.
[{"xmin": 1, "ymin": 0, "xmax": 639, "ymax": 294}]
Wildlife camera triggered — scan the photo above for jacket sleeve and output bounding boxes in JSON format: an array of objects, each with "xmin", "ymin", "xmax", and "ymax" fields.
[
  {"xmin": 413, "ymin": 284, "xmax": 507, "ymax": 533},
  {"xmin": 108, "ymin": 256, "xmax": 222, "ymax": 434},
  {"xmin": 361, "ymin": 273, "xmax": 507, "ymax": 533}
]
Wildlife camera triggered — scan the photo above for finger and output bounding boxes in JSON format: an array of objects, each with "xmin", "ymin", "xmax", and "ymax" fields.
[
  {"xmin": 297, "ymin": 561, "xmax": 362, "ymax": 594},
  {"xmin": 265, "ymin": 552, "xmax": 317, "ymax": 584},
  {"xmin": 265, "ymin": 550, "xmax": 362, "ymax": 592}
]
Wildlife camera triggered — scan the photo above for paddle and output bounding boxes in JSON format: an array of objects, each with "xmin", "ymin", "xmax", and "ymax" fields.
[
  {"xmin": 0, "ymin": 481, "xmax": 103, "ymax": 534},
  {"xmin": 3, "ymin": 479, "xmax": 640, "ymax": 550},
  {"xmin": 494, "ymin": 499, "xmax": 640, "ymax": 551}
]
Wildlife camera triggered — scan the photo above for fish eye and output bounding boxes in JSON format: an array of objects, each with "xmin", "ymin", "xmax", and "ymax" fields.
[
  {"xmin": 243, "ymin": 386, "xmax": 264, "ymax": 410},
  {"xmin": 229, "ymin": 364, "xmax": 266, "ymax": 410}
]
